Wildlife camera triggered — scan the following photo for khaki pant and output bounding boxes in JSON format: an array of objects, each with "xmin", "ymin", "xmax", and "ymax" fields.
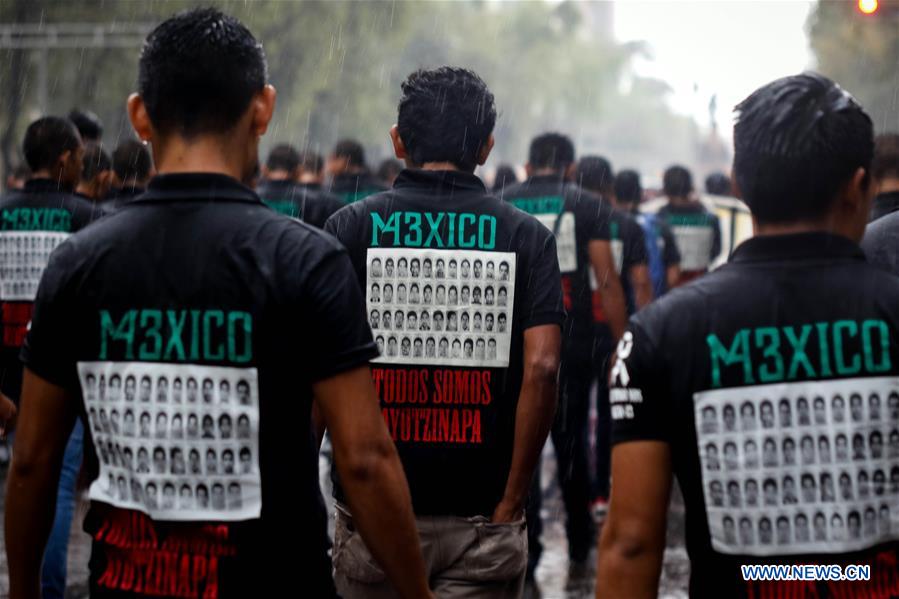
[{"xmin": 333, "ymin": 504, "xmax": 527, "ymax": 598}]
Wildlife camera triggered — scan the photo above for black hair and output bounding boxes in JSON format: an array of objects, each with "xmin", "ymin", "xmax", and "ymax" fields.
[
  {"xmin": 872, "ymin": 133, "xmax": 899, "ymax": 181},
  {"xmin": 266, "ymin": 143, "xmax": 300, "ymax": 172},
  {"xmin": 68, "ymin": 109, "xmax": 103, "ymax": 141},
  {"xmin": 614, "ymin": 169, "xmax": 642, "ymax": 205},
  {"xmin": 10, "ymin": 163, "xmax": 31, "ymax": 180},
  {"xmin": 528, "ymin": 133, "xmax": 575, "ymax": 171},
  {"xmin": 705, "ymin": 172, "xmax": 732, "ymax": 195},
  {"xmin": 298, "ymin": 150, "xmax": 323, "ymax": 173},
  {"xmin": 22, "ymin": 117, "xmax": 81, "ymax": 172},
  {"xmin": 332, "ymin": 139, "xmax": 366, "ymax": 168},
  {"xmin": 377, "ymin": 158, "xmax": 403, "ymax": 184},
  {"xmin": 575, "ymin": 155, "xmax": 614, "ymax": 194},
  {"xmin": 81, "ymin": 142, "xmax": 112, "ymax": 181},
  {"xmin": 138, "ymin": 7, "xmax": 267, "ymax": 137},
  {"xmin": 663, "ymin": 165, "xmax": 693, "ymax": 198},
  {"xmin": 492, "ymin": 164, "xmax": 518, "ymax": 192},
  {"xmin": 112, "ymin": 139, "xmax": 153, "ymax": 183},
  {"xmin": 397, "ymin": 67, "xmax": 496, "ymax": 172},
  {"xmin": 733, "ymin": 72, "xmax": 873, "ymax": 223}
]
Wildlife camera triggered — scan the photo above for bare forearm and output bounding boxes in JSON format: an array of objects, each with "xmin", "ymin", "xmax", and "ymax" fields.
[
  {"xmin": 6, "ymin": 461, "xmax": 61, "ymax": 599},
  {"xmin": 596, "ymin": 528, "xmax": 664, "ymax": 599},
  {"xmin": 666, "ymin": 265, "xmax": 681, "ymax": 291},
  {"xmin": 629, "ymin": 265, "xmax": 654, "ymax": 310},
  {"xmin": 337, "ymin": 443, "xmax": 430, "ymax": 599},
  {"xmin": 599, "ymin": 277, "xmax": 628, "ymax": 341}
]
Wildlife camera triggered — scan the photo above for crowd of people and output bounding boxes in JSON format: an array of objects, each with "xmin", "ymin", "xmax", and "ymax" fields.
[{"xmin": 1, "ymin": 6, "xmax": 898, "ymax": 599}]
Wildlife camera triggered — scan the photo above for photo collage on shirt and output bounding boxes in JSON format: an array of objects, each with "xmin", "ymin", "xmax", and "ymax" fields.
[
  {"xmin": 670, "ymin": 225, "xmax": 715, "ymax": 272},
  {"xmin": 694, "ymin": 377, "xmax": 899, "ymax": 556},
  {"xmin": 79, "ymin": 361, "xmax": 262, "ymax": 522},
  {"xmin": 0, "ymin": 232, "xmax": 69, "ymax": 301},
  {"xmin": 531, "ymin": 211, "xmax": 577, "ymax": 274},
  {"xmin": 366, "ymin": 248, "xmax": 516, "ymax": 368}
]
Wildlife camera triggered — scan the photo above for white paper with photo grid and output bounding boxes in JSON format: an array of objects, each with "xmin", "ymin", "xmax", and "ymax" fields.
[
  {"xmin": 366, "ymin": 248, "xmax": 516, "ymax": 368},
  {"xmin": 534, "ymin": 212, "xmax": 577, "ymax": 274},
  {"xmin": 671, "ymin": 225, "xmax": 714, "ymax": 271},
  {"xmin": 694, "ymin": 377, "xmax": 899, "ymax": 556},
  {"xmin": 0, "ymin": 231, "xmax": 69, "ymax": 301},
  {"xmin": 79, "ymin": 361, "xmax": 261, "ymax": 522}
]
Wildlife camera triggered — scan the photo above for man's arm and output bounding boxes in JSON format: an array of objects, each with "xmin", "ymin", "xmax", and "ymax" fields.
[
  {"xmin": 628, "ymin": 264, "xmax": 654, "ymax": 310},
  {"xmin": 493, "ymin": 324, "xmax": 560, "ymax": 522},
  {"xmin": 6, "ymin": 370, "xmax": 78, "ymax": 599},
  {"xmin": 596, "ymin": 440, "xmax": 672, "ymax": 599},
  {"xmin": 665, "ymin": 265, "xmax": 682, "ymax": 292},
  {"xmin": 314, "ymin": 365, "xmax": 431, "ymax": 599},
  {"xmin": 589, "ymin": 240, "xmax": 628, "ymax": 341}
]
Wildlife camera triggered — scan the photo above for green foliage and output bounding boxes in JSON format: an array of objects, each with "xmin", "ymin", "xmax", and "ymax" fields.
[{"xmin": 808, "ymin": 0, "xmax": 899, "ymax": 132}]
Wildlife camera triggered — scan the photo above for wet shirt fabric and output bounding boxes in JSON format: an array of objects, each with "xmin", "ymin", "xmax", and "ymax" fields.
[
  {"xmin": 0, "ymin": 178, "xmax": 99, "ymax": 401},
  {"xmin": 329, "ymin": 172, "xmax": 387, "ymax": 205},
  {"xmin": 325, "ymin": 168, "xmax": 564, "ymax": 517},
  {"xmin": 255, "ymin": 179, "xmax": 345, "ymax": 228},
  {"xmin": 502, "ymin": 176, "xmax": 613, "ymax": 356},
  {"xmin": 863, "ymin": 211, "xmax": 899, "ymax": 276},
  {"xmin": 610, "ymin": 232, "xmax": 899, "ymax": 598},
  {"xmin": 104, "ymin": 186, "xmax": 147, "ymax": 213},
  {"xmin": 869, "ymin": 191, "xmax": 899, "ymax": 223},
  {"xmin": 593, "ymin": 209, "xmax": 648, "ymax": 321},
  {"xmin": 658, "ymin": 202, "xmax": 722, "ymax": 284},
  {"xmin": 22, "ymin": 173, "xmax": 377, "ymax": 598}
]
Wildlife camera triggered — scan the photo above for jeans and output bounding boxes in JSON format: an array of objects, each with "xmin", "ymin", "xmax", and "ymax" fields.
[{"xmin": 41, "ymin": 419, "xmax": 83, "ymax": 599}]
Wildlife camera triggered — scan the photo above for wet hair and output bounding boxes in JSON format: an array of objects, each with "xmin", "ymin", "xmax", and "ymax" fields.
[
  {"xmin": 614, "ymin": 169, "xmax": 642, "ymax": 205},
  {"xmin": 397, "ymin": 67, "xmax": 496, "ymax": 172},
  {"xmin": 23, "ymin": 117, "xmax": 81, "ymax": 172},
  {"xmin": 705, "ymin": 172, "xmax": 732, "ymax": 195},
  {"xmin": 377, "ymin": 158, "xmax": 403, "ymax": 184},
  {"xmin": 298, "ymin": 150, "xmax": 323, "ymax": 174},
  {"xmin": 332, "ymin": 139, "xmax": 366, "ymax": 168},
  {"xmin": 492, "ymin": 164, "xmax": 518, "ymax": 192},
  {"xmin": 576, "ymin": 155, "xmax": 614, "ymax": 194},
  {"xmin": 112, "ymin": 139, "xmax": 152, "ymax": 182},
  {"xmin": 733, "ymin": 72, "xmax": 873, "ymax": 223},
  {"xmin": 68, "ymin": 109, "xmax": 103, "ymax": 141},
  {"xmin": 138, "ymin": 7, "xmax": 267, "ymax": 137},
  {"xmin": 872, "ymin": 133, "xmax": 899, "ymax": 182},
  {"xmin": 81, "ymin": 142, "xmax": 112, "ymax": 181},
  {"xmin": 266, "ymin": 143, "xmax": 300, "ymax": 172},
  {"xmin": 663, "ymin": 165, "xmax": 693, "ymax": 197},
  {"xmin": 528, "ymin": 133, "xmax": 575, "ymax": 171}
]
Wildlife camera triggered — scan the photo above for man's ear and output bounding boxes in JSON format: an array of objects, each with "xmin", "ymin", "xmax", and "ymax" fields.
[
  {"xmin": 127, "ymin": 94, "xmax": 153, "ymax": 143},
  {"xmin": 843, "ymin": 166, "xmax": 872, "ymax": 215},
  {"xmin": 477, "ymin": 134, "xmax": 495, "ymax": 166},
  {"xmin": 390, "ymin": 125, "xmax": 407, "ymax": 161},
  {"xmin": 731, "ymin": 168, "xmax": 742, "ymax": 199},
  {"xmin": 524, "ymin": 163, "xmax": 534, "ymax": 178},
  {"xmin": 251, "ymin": 85, "xmax": 277, "ymax": 138}
]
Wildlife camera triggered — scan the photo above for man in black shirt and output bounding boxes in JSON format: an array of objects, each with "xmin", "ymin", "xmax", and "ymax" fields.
[
  {"xmin": 6, "ymin": 9, "xmax": 430, "ymax": 599},
  {"xmin": 866, "ymin": 134, "xmax": 899, "ymax": 222},
  {"xmin": 106, "ymin": 138, "xmax": 154, "ymax": 208},
  {"xmin": 327, "ymin": 138, "xmax": 387, "ymax": 204},
  {"xmin": 256, "ymin": 143, "xmax": 344, "ymax": 228},
  {"xmin": 657, "ymin": 165, "xmax": 722, "ymax": 286},
  {"xmin": 326, "ymin": 66, "xmax": 563, "ymax": 598},
  {"xmin": 599, "ymin": 73, "xmax": 899, "ymax": 599},
  {"xmin": 503, "ymin": 135, "xmax": 626, "ymax": 591}
]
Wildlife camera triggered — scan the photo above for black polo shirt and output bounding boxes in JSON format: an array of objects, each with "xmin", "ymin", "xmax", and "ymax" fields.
[
  {"xmin": 592, "ymin": 208, "xmax": 648, "ymax": 323},
  {"xmin": 863, "ymin": 211, "xmax": 899, "ymax": 276},
  {"xmin": 22, "ymin": 173, "xmax": 376, "ymax": 598},
  {"xmin": 503, "ymin": 176, "xmax": 613, "ymax": 357},
  {"xmin": 325, "ymin": 168, "xmax": 564, "ymax": 517},
  {"xmin": 869, "ymin": 192, "xmax": 899, "ymax": 223},
  {"xmin": 104, "ymin": 186, "xmax": 147, "ymax": 212},
  {"xmin": 329, "ymin": 172, "xmax": 387, "ymax": 205},
  {"xmin": 658, "ymin": 201, "xmax": 722, "ymax": 284},
  {"xmin": 611, "ymin": 232, "xmax": 899, "ymax": 598},
  {"xmin": 255, "ymin": 179, "xmax": 344, "ymax": 228},
  {"xmin": 0, "ymin": 178, "xmax": 99, "ymax": 401}
]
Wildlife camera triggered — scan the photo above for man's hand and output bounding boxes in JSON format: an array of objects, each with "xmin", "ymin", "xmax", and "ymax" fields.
[
  {"xmin": 0, "ymin": 392, "xmax": 17, "ymax": 438},
  {"xmin": 491, "ymin": 498, "xmax": 524, "ymax": 523}
]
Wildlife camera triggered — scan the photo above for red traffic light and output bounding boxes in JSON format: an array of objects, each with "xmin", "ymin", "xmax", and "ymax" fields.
[{"xmin": 858, "ymin": 0, "xmax": 879, "ymax": 14}]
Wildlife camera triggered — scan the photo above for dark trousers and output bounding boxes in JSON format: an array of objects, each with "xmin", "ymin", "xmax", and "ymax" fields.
[
  {"xmin": 593, "ymin": 327, "xmax": 615, "ymax": 500},
  {"xmin": 527, "ymin": 354, "xmax": 596, "ymax": 574}
]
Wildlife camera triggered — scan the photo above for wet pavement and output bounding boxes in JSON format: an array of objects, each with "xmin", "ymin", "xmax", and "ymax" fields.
[{"xmin": 0, "ymin": 447, "xmax": 689, "ymax": 599}]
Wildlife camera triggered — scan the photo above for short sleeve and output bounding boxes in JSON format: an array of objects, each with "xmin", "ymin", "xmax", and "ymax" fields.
[
  {"xmin": 624, "ymin": 218, "xmax": 648, "ymax": 269},
  {"xmin": 661, "ymin": 224, "xmax": 681, "ymax": 267},
  {"xmin": 519, "ymin": 227, "xmax": 565, "ymax": 330},
  {"xmin": 609, "ymin": 321, "xmax": 671, "ymax": 445},
  {"xmin": 584, "ymin": 197, "xmax": 612, "ymax": 241},
  {"xmin": 299, "ymin": 248, "xmax": 379, "ymax": 381},
  {"xmin": 20, "ymin": 241, "xmax": 80, "ymax": 390}
]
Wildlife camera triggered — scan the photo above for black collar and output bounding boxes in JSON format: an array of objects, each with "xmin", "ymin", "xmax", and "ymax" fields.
[
  {"xmin": 393, "ymin": 169, "xmax": 486, "ymax": 194},
  {"xmin": 24, "ymin": 178, "xmax": 73, "ymax": 194},
  {"xmin": 136, "ymin": 173, "xmax": 262, "ymax": 205},
  {"xmin": 730, "ymin": 232, "xmax": 864, "ymax": 264}
]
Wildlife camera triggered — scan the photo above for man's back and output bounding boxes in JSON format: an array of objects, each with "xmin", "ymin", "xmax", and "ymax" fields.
[
  {"xmin": 256, "ymin": 178, "xmax": 344, "ymax": 227},
  {"xmin": 0, "ymin": 179, "xmax": 98, "ymax": 400},
  {"xmin": 326, "ymin": 168, "xmax": 563, "ymax": 516},
  {"xmin": 658, "ymin": 200, "xmax": 721, "ymax": 283},
  {"xmin": 613, "ymin": 232, "xmax": 899, "ymax": 597},
  {"xmin": 863, "ymin": 210, "xmax": 899, "ymax": 273},
  {"xmin": 23, "ymin": 173, "xmax": 375, "ymax": 596}
]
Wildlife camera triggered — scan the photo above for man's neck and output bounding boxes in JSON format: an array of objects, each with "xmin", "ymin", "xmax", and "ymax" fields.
[
  {"xmin": 876, "ymin": 178, "xmax": 899, "ymax": 196},
  {"xmin": 753, "ymin": 216, "xmax": 862, "ymax": 243},
  {"xmin": 29, "ymin": 171, "xmax": 70, "ymax": 190},
  {"xmin": 419, "ymin": 161, "xmax": 465, "ymax": 172},
  {"xmin": 530, "ymin": 168, "xmax": 565, "ymax": 179},
  {"xmin": 152, "ymin": 135, "xmax": 248, "ymax": 181},
  {"xmin": 120, "ymin": 177, "xmax": 147, "ymax": 191},
  {"xmin": 264, "ymin": 170, "xmax": 294, "ymax": 182},
  {"xmin": 668, "ymin": 195, "xmax": 692, "ymax": 206}
]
